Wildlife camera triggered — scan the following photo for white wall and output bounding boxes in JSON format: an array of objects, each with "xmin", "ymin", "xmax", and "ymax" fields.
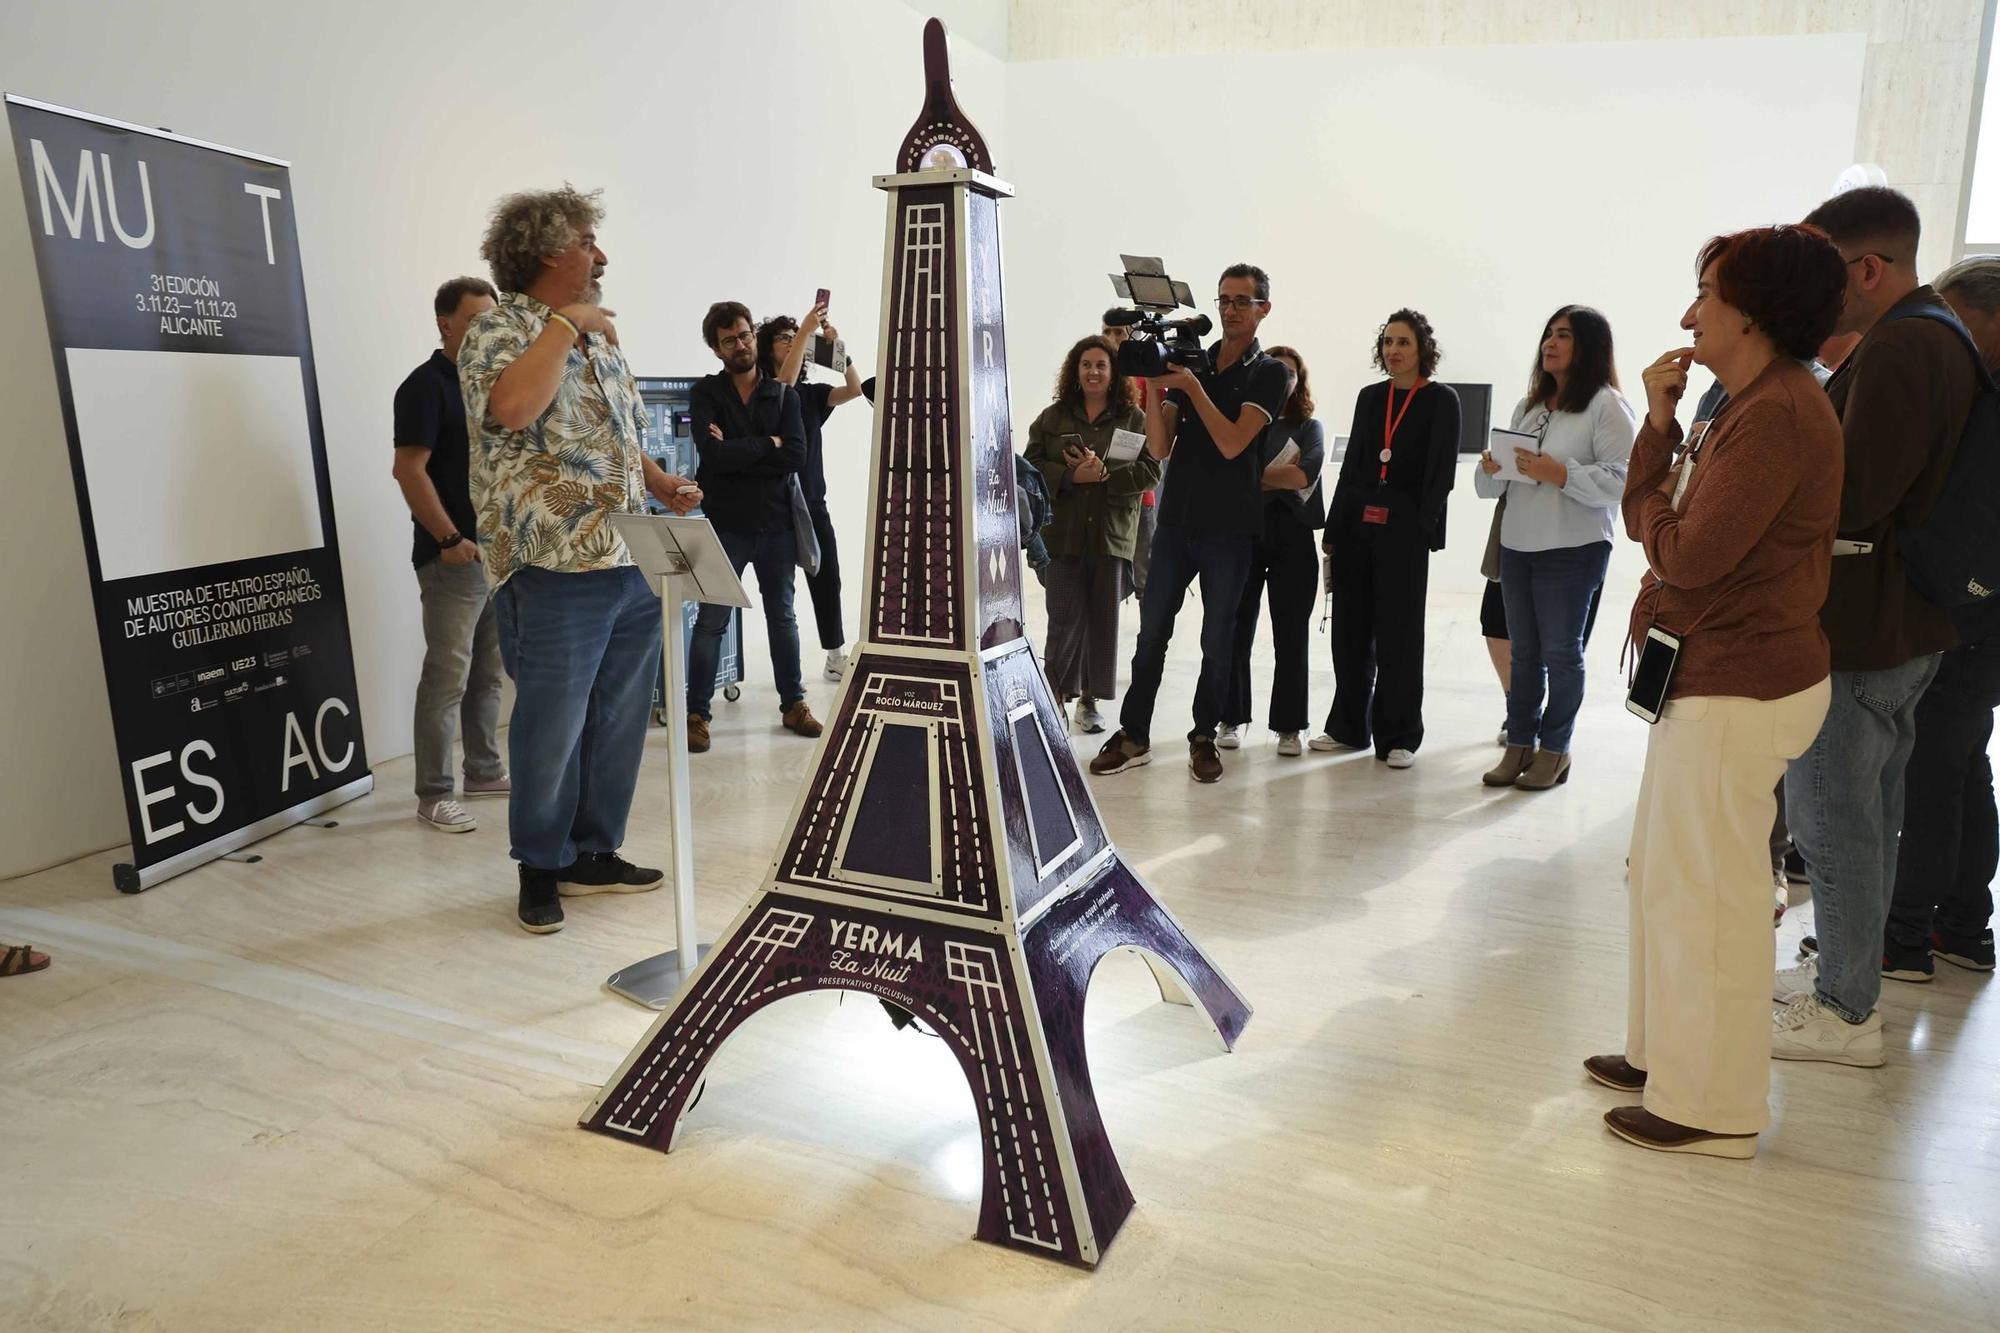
[
  {"xmin": 0, "ymin": 0, "xmax": 1005, "ymax": 879},
  {"xmin": 999, "ymin": 34, "xmax": 1867, "ymax": 442},
  {"xmin": 0, "ymin": 14, "xmax": 1867, "ymax": 881},
  {"xmin": 1009, "ymin": 0, "xmax": 1985, "ymax": 280}
]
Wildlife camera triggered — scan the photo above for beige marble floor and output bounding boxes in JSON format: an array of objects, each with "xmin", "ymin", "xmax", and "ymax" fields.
[{"xmin": 4, "ymin": 471, "xmax": 1997, "ymax": 1330}]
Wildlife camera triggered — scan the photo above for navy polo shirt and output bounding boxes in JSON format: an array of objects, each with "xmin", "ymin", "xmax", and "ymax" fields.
[
  {"xmin": 393, "ymin": 349, "xmax": 476, "ymax": 568},
  {"xmin": 1156, "ymin": 338, "xmax": 1291, "ymax": 537}
]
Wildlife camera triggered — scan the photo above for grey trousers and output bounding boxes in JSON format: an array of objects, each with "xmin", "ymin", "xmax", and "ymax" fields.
[
  {"xmin": 413, "ymin": 558, "xmax": 506, "ymax": 800},
  {"xmin": 1043, "ymin": 554, "xmax": 1131, "ymax": 702}
]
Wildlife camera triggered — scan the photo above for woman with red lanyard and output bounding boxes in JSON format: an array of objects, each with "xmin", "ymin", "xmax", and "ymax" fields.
[{"xmin": 1313, "ymin": 310, "xmax": 1461, "ymax": 767}]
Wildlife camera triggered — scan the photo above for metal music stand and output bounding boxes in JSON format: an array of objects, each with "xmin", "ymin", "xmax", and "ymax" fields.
[{"xmin": 604, "ymin": 513, "xmax": 750, "ymax": 1008}]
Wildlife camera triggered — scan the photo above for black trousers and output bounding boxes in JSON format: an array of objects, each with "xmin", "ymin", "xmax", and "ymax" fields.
[
  {"xmin": 1324, "ymin": 518, "xmax": 1429, "ymax": 756},
  {"xmin": 1120, "ymin": 525, "xmax": 1252, "ymax": 745},
  {"xmin": 1886, "ymin": 640, "xmax": 2000, "ymax": 949},
  {"xmin": 1223, "ymin": 512, "xmax": 1318, "ymax": 731},
  {"xmin": 803, "ymin": 502, "xmax": 844, "ymax": 651}
]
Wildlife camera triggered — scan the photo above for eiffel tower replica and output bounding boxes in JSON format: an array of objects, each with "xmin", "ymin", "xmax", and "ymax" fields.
[{"xmin": 580, "ymin": 18, "xmax": 1252, "ymax": 1268}]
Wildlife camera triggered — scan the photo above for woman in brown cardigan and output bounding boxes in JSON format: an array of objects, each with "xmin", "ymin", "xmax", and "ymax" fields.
[{"xmin": 1588, "ymin": 225, "xmax": 1848, "ymax": 1158}]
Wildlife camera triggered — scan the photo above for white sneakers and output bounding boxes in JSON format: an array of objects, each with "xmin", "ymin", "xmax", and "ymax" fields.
[
  {"xmin": 1276, "ymin": 732, "xmax": 1303, "ymax": 756},
  {"xmin": 1772, "ymin": 960, "xmax": 1817, "ymax": 1005},
  {"xmin": 416, "ymin": 798, "xmax": 476, "ymax": 833},
  {"xmin": 1215, "ymin": 724, "xmax": 1243, "ymax": 750},
  {"xmin": 1385, "ymin": 749, "xmax": 1415, "ymax": 769},
  {"xmin": 1074, "ymin": 697, "xmax": 1105, "ymax": 734},
  {"xmin": 1771, "ymin": 995, "xmax": 1884, "ymax": 1067},
  {"xmin": 824, "ymin": 649, "xmax": 848, "ymax": 682}
]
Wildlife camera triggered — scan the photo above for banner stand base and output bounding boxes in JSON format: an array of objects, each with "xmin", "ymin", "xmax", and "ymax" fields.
[
  {"xmin": 111, "ymin": 772, "xmax": 374, "ymax": 894},
  {"xmin": 605, "ymin": 944, "xmax": 713, "ymax": 1010}
]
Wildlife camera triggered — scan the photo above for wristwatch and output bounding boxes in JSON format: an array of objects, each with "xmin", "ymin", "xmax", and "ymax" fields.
[{"xmin": 437, "ymin": 531, "xmax": 465, "ymax": 551}]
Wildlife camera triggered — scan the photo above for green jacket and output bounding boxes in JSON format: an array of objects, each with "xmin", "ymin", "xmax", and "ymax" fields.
[{"xmin": 1022, "ymin": 399, "xmax": 1158, "ymax": 560}]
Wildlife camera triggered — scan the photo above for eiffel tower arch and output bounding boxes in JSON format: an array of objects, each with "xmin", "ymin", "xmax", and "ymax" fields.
[{"xmin": 580, "ymin": 18, "xmax": 1252, "ymax": 1268}]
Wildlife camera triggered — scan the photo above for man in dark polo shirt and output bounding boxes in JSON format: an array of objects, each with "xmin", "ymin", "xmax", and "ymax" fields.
[
  {"xmin": 391, "ymin": 275, "xmax": 507, "ymax": 833},
  {"xmin": 686, "ymin": 301, "xmax": 816, "ymax": 752},
  {"xmin": 1771, "ymin": 188, "xmax": 1980, "ymax": 1067},
  {"xmin": 1090, "ymin": 263, "xmax": 1290, "ymax": 783}
]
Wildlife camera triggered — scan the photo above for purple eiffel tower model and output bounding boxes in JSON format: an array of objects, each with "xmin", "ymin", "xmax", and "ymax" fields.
[{"xmin": 579, "ymin": 18, "xmax": 1252, "ymax": 1267}]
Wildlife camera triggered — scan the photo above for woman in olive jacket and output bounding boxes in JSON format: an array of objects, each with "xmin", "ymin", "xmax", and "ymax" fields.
[{"xmin": 1024, "ymin": 335, "xmax": 1160, "ymax": 733}]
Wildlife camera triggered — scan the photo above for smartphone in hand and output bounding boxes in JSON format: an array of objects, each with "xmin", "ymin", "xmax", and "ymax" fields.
[{"xmin": 814, "ymin": 287, "xmax": 831, "ymax": 311}]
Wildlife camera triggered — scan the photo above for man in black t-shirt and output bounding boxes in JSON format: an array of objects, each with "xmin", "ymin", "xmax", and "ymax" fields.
[
  {"xmin": 391, "ymin": 276, "xmax": 507, "ymax": 833},
  {"xmin": 1090, "ymin": 264, "xmax": 1291, "ymax": 783}
]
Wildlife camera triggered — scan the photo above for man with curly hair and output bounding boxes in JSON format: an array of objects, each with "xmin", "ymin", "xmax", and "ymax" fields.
[{"xmin": 458, "ymin": 185, "xmax": 702, "ymax": 934}]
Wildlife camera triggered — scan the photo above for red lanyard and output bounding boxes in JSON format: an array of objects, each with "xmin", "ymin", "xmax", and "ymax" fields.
[{"xmin": 1380, "ymin": 379, "xmax": 1428, "ymax": 482}]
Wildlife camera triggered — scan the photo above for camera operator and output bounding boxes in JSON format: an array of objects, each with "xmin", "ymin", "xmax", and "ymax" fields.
[{"xmin": 1089, "ymin": 264, "xmax": 1292, "ymax": 784}]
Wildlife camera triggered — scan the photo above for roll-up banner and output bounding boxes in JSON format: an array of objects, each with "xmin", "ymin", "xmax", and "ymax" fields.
[{"xmin": 6, "ymin": 95, "xmax": 371, "ymax": 893}]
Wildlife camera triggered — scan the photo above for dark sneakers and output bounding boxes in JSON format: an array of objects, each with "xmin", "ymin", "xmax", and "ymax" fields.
[
  {"xmin": 1188, "ymin": 736, "xmax": 1223, "ymax": 784},
  {"xmin": 1934, "ymin": 928, "xmax": 1995, "ymax": 972},
  {"xmin": 1089, "ymin": 730, "xmax": 1152, "ymax": 776},
  {"xmin": 1583, "ymin": 1054, "xmax": 1647, "ymax": 1092},
  {"xmin": 1881, "ymin": 939, "xmax": 1935, "ymax": 984},
  {"xmin": 517, "ymin": 866, "xmax": 564, "ymax": 934},
  {"xmin": 558, "ymin": 852, "xmax": 665, "ymax": 897}
]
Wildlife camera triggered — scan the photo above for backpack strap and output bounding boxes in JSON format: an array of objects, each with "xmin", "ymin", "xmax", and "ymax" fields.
[{"xmin": 1883, "ymin": 303, "xmax": 1997, "ymax": 394}]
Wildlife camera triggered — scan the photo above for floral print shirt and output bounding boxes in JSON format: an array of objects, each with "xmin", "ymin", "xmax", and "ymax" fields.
[{"xmin": 458, "ymin": 291, "xmax": 648, "ymax": 587}]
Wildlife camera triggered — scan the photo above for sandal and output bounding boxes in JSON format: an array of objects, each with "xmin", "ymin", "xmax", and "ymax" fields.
[{"xmin": 2, "ymin": 943, "xmax": 51, "ymax": 977}]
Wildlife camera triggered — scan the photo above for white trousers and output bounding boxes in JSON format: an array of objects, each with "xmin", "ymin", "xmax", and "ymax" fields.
[{"xmin": 1625, "ymin": 680, "xmax": 1830, "ymax": 1134}]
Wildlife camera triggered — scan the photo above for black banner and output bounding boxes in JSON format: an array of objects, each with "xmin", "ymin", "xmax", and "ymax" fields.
[{"xmin": 7, "ymin": 95, "xmax": 370, "ymax": 891}]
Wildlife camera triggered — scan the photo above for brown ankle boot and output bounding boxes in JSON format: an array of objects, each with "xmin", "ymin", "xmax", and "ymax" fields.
[
  {"xmin": 1483, "ymin": 744, "xmax": 1534, "ymax": 787},
  {"xmin": 1516, "ymin": 748, "xmax": 1572, "ymax": 791},
  {"xmin": 687, "ymin": 713, "xmax": 710, "ymax": 753}
]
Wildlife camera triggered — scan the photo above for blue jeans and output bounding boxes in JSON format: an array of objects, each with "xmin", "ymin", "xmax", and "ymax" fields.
[
  {"xmin": 495, "ymin": 565, "xmax": 662, "ymax": 872},
  {"xmin": 688, "ymin": 528, "xmax": 803, "ymax": 719},
  {"xmin": 1787, "ymin": 655, "xmax": 1941, "ymax": 1021},
  {"xmin": 1119, "ymin": 524, "xmax": 1252, "ymax": 745},
  {"xmin": 1499, "ymin": 542, "xmax": 1610, "ymax": 754}
]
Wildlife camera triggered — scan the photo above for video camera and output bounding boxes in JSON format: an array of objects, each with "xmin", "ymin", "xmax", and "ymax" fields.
[{"xmin": 1103, "ymin": 255, "xmax": 1212, "ymax": 378}]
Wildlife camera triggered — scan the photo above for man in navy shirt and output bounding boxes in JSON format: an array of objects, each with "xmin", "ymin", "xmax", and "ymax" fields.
[
  {"xmin": 1091, "ymin": 263, "xmax": 1291, "ymax": 783},
  {"xmin": 391, "ymin": 276, "xmax": 507, "ymax": 833}
]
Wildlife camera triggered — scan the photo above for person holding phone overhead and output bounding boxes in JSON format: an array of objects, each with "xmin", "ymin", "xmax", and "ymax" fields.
[
  {"xmin": 1474, "ymin": 305, "xmax": 1636, "ymax": 790},
  {"xmin": 1588, "ymin": 225, "xmax": 1845, "ymax": 1158},
  {"xmin": 764, "ymin": 301, "xmax": 867, "ymax": 683},
  {"xmin": 1024, "ymin": 335, "xmax": 1156, "ymax": 733},
  {"xmin": 1313, "ymin": 312, "xmax": 1459, "ymax": 767}
]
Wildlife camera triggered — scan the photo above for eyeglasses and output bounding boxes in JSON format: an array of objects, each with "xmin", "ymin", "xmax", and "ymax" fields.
[
  {"xmin": 1845, "ymin": 252, "xmax": 1895, "ymax": 268},
  {"xmin": 1215, "ymin": 296, "xmax": 1263, "ymax": 312},
  {"xmin": 716, "ymin": 331, "xmax": 757, "ymax": 349}
]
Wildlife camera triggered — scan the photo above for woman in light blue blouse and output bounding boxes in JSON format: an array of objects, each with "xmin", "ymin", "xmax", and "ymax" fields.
[{"xmin": 1474, "ymin": 305, "xmax": 1636, "ymax": 792}]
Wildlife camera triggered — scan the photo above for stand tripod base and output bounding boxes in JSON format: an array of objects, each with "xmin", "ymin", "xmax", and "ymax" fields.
[{"xmin": 605, "ymin": 944, "xmax": 713, "ymax": 1009}]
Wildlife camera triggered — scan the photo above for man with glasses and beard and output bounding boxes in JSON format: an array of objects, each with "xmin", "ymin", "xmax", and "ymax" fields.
[
  {"xmin": 459, "ymin": 186, "xmax": 703, "ymax": 934},
  {"xmin": 1089, "ymin": 263, "xmax": 1291, "ymax": 784},
  {"xmin": 685, "ymin": 301, "xmax": 817, "ymax": 753}
]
